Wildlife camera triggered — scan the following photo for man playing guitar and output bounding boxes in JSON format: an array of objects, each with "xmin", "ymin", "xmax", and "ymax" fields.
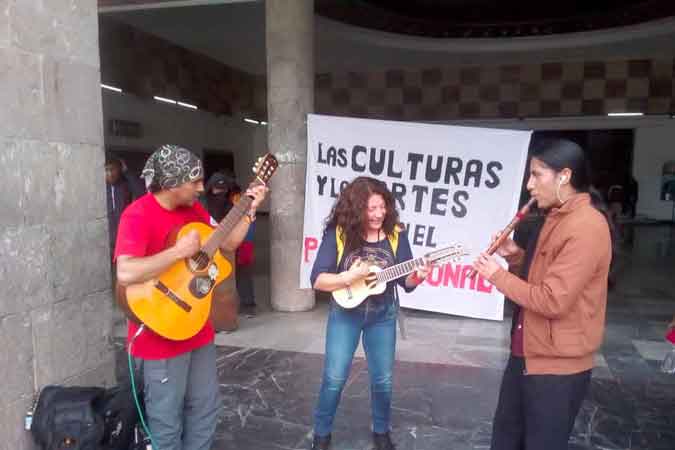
[{"xmin": 114, "ymin": 144, "xmax": 267, "ymax": 450}]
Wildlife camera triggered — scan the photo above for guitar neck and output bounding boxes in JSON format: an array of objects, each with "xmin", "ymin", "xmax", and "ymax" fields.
[
  {"xmin": 201, "ymin": 195, "xmax": 253, "ymax": 257},
  {"xmin": 375, "ymin": 257, "xmax": 427, "ymax": 284}
]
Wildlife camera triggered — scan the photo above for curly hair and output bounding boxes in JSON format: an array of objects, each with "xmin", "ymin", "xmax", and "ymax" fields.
[{"xmin": 325, "ymin": 176, "xmax": 400, "ymax": 254}]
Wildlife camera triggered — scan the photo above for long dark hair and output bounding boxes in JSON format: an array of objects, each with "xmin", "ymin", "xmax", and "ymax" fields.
[
  {"xmin": 530, "ymin": 138, "xmax": 616, "ymax": 242},
  {"xmin": 325, "ymin": 176, "xmax": 400, "ymax": 254}
]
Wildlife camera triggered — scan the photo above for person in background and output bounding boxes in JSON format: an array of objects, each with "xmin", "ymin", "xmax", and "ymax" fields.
[
  {"xmin": 625, "ymin": 175, "xmax": 639, "ymax": 219},
  {"xmin": 105, "ymin": 156, "xmax": 145, "ymax": 259},
  {"xmin": 203, "ymin": 171, "xmax": 237, "ymax": 222},
  {"xmin": 228, "ymin": 184, "xmax": 258, "ymax": 317},
  {"xmin": 607, "ymin": 183, "xmax": 624, "ymax": 224},
  {"xmin": 204, "ymin": 173, "xmax": 257, "ymax": 316}
]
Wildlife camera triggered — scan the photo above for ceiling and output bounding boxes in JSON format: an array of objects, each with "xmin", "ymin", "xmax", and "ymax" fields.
[
  {"xmin": 318, "ymin": 0, "xmax": 675, "ymax": 38},
  {"xmin": 104, "ymin": 1, "xmax": 675, "ymax": 75}
]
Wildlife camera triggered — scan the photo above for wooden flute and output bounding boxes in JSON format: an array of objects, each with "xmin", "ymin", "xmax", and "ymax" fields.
[{"xmin": 467, "ymin": 197, "xmax": 536, "ymax": 279}]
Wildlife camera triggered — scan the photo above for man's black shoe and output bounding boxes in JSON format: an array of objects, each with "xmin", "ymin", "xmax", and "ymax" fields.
[
  {"xmin": 373, "ymin": 432, "xmax": 395, "ymax": 450},
  {"xmin": 311, "ymin": 433, "xmax": 331, "ymax": 450}
]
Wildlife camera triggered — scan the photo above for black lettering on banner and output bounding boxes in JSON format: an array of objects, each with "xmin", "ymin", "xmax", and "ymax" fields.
[
  {"xmin": 407, "ymin": 153, "xmax": 424, "ymax": 180},
  {"xmin": 329, "ymin": 146, "xmax": 340, "ymax": 166},
  {"xmin": 444, "ymin": 157, "xmax": 463, "ymax": 185},
  {"xmin": 387, "ymin": 150, "xmax": 403, "ymax": 178},
  {"xmin": 412, "ymin": 224, "xmax": 426, "ymax": 246},
  {"xmin": 452, "ymin": 191, "xmax": 469, "ymax": 218},
  {"xmin": 369, "ymin": 148, "xmax": 386, "ymax": 175},
  {"xmin": 399, "ymin": 223, "xmax": 437, "ymax": 248},
  {"xmin": 411, "ymin": 185, "xmax": 428, "ymax": 213},
  {"xmin": 337, "ymin": 148, "xmax": 348, "ymax": 168},
  {"xmin": 391, "ymin": 183, "xmax": 407, "ymax": 210},
  {"xmin": 331, "ymin": 178, "xmax": 342, "ymax": 198},
  {"xmin": 317, "ymin": 176, "xmax": 350, "ymax": 198},
  {"xmin": 426, "ymin": 226, "xmax": 437, "ymax": 248},
  {"xmin": 314, "ymin": 143, "xmax": 510, "ymax": 225},
  {"xmin": 485, "ymin": 161, "xmax": 502, "ymax": 188},
  {"xmin": 425, "ymin": 155, "xmax": 444, "ymax": 183},
  {"xmin": 336, "ymin": 179, "xmax": 349, "ymax": 197},
  {"xmin": 317, "ymin": 175, "xmax": 328, "ymax": 195},
  {"xmin": 317, "ymin": 143, "xmax": 328, "ymax": 164},
  {"xmin": 352, "ymin": 145, "xmax": 367, "ymax": 172},
  {"xmin": 464, "ymin": 159, "xmax": 483, "ymax": 188},
  {"xmin": 430, "ymin": 188, "xmax": 449, "ymax": 216}
]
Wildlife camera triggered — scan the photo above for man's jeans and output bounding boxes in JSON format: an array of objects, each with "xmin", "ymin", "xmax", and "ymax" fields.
[
  {"xmin": 137, "ymin": 343, "xmax": 221, "ymax": 450},
  {"xmin": 313, "ymin": 300, "xmax": 397, "ymax": 436}
]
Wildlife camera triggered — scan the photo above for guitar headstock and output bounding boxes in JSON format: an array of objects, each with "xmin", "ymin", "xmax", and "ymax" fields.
[
  {"xmin": 252, "ymin": 153, "xmax": 279, "ymax": 185},
  {"xmin": 425, "ymin": 244, "xmax": 469, "ymax": 265}
]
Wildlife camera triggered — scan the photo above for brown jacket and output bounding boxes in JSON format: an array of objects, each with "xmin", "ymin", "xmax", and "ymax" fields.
[{"xmin": 489, "ymin": 193, "xmax": 612, "ymax": 375}]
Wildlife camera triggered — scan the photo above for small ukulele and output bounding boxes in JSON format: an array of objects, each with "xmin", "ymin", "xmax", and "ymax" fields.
[{"xmin": 332, "ymin": 244, "xmax": 467, "ymax": 309}]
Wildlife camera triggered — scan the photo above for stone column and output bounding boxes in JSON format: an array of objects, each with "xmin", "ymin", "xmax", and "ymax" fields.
[
  {"xmin": 266, "ymin": 0, "xmax": 315, "ymax": 311},
  {"xmin": 0, "ymin": 2, "xmax": 113, "ymax": 449}
]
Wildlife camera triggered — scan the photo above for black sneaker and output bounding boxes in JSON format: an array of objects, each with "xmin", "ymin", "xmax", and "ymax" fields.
[
  {"xmin": 373, "ymin": 432, "xmax": 395, "ymax": 450},
  {"xmin": 311, "ymin": 433, "xmax": 331, "ymax": 450}
]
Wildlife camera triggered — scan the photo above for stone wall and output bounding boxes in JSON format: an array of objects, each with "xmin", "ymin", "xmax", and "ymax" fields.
[{"xmin": 0, "ymin": 1, "xmax": 114, "ymax": 449}]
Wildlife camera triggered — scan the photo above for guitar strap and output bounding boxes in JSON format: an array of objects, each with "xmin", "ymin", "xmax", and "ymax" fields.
[{"xmin": 334, "ymin": 226, "xmax": 407, "ymax": 340}]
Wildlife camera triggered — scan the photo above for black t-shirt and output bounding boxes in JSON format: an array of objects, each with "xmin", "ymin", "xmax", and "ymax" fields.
[{"xmin": 310, "ymin": 227, "xmax": 416, "ymax": 304}]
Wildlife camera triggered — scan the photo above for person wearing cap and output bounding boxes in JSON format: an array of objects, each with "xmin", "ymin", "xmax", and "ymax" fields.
[
  {"xmin": 204, "ymin": 171, "xmax": 238, "ymax": 222},
  {"xmin": 204, "ymin": 173, "xmax": 258, "ymax": 317},
  {"xmin": 114, "ymin": 145, "xmax": 268, "ymax": 450}
]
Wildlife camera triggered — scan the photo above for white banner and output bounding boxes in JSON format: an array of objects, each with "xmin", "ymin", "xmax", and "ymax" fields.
[{"xmin": 300, "ymin": 114, "xmax": 531, "ymax": 321}]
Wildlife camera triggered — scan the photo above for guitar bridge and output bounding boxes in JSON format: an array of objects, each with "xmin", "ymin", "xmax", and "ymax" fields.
[{"xmin": 154, "ymin": 282, "xmax": 192, "ymax": 312}]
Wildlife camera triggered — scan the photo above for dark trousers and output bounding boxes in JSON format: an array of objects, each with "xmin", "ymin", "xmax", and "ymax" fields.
[
  {"xmin": 490, "ymin": 355, "xmax": 591, "ymax": 450},
  {"xmin": 236, "ymin": 266, "xmax": 255, "ymax": 307}
]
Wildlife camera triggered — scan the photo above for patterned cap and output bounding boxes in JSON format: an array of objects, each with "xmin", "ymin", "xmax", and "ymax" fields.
[{"xmin": 142, "ymin": 144, "xmax": 203, "ymax": 191}]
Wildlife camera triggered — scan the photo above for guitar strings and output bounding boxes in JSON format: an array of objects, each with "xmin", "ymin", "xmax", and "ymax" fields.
[{"xmin": 190, "ymin": 197, "xmax": 254, "ymax": 269}]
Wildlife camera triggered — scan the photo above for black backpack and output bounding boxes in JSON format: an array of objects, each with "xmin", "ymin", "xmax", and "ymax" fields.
[
  {"xmin": 32, "ymin": 386, "xmax": 106, "ymax": 450},
  {"xmin": 95, "ymin": 383, "xmax": 141, "ymax": 450}
]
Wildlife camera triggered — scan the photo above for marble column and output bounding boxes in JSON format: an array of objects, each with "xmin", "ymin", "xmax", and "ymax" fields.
[{"xmin": 266, "ymin": 0, "xmax": 315, "ymax": 311}]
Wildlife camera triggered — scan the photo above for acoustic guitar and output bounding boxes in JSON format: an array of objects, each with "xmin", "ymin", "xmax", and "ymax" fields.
[
  {"xmin": 332, "ymin": 244, "xmax": 467, "ymax": 309},
  {"xmin": 116, "ymin": 153, "xmax": 278, "ymax": 340}
]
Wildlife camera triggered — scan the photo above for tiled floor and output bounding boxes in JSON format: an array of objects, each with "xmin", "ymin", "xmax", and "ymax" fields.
[{"xmin": 115, "ymin": 224, "xmax": 675, "ymax": 449}]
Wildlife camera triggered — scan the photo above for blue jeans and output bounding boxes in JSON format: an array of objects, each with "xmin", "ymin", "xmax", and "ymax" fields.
[{"xmin": 313, "ymin": 299, "xmax": 398, "ymax": 436}]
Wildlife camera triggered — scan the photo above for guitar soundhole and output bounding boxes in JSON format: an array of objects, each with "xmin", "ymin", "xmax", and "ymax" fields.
[
  {"xmin": 189, "ymin": 276, "xmax": 213, "ymax": 298},
  {"xmin": 188, "ymin": 252, "xmax": 210, "ymax": 271}
]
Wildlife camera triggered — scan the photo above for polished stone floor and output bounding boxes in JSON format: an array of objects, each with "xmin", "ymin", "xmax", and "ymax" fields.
[{"xmin": 115, "ymin": 224, "xmax": 675, "ymax": 450}]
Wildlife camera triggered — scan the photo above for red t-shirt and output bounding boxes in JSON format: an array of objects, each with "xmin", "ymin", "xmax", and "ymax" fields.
[{"xmin": 114, "ymin": 193, "xmax": 215, "ymax": 359}]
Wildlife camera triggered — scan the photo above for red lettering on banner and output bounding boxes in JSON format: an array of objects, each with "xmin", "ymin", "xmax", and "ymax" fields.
[
  {"xmin": 304, "ymin": 237, "xmax": 318, "ymax": 262},
  {"xmin": 426, "ymin": 265, "xmax": 443, "ymax": 287},
  {"xmin": 476, "ymin": 274, "xmax": 493, "ymax": 293},
  {"xmin": 422, "ymin": 263, "xmax": 493, "ymax": 293}
]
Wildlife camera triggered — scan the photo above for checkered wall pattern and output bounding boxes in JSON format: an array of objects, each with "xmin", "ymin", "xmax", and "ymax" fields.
[{"xmin": 315, "ymin": 59, "xmax": 675, "ymax": 121}]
